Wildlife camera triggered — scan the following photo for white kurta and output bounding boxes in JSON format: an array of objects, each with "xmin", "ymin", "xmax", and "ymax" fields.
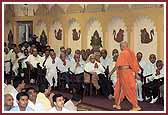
[
  {"xmin": 109, "ymin": 61, "xmax": 117, "ymax": 87},
  {"xmin": 100, "ymin": 56, "xmax": 111, "ymax": 69},
  {"xmin": 143, "ymin": 62, "xmax": 156, "ymax": 83},
  {"xmin": 57, "ymin": 59, "xmax": 71, "ymax": 73},
  {"xmin": 70, "ymin": 61, "xmax": 84, "ymax": 74},
  {"xmin": 45, "ymin": 56, "xmax": 60, "ymax": 86},
  {"xmin": 28, "ymin": 100, "xmax": 45, "ymax": 111},
  {"xmin": 152, "ymin": 67, "xmax": 164, "ymax": 80},
  {"xmin": 84, "ymin": 61, "xmax": 105, "ymax": 75},
  {"xmin": 48, "ymin": 107, "xmax": 69, "ymax": 112},
  {"xmin": 138, "ymin": 60, "xmax": 146, "ymax": 74},
  {"xmin": 26, "ymin": 55, "xmax": 43, "ymax": 68},
  {"xmin": 4, "ymin": 53, "xmax": 11, "ymax": 74}
]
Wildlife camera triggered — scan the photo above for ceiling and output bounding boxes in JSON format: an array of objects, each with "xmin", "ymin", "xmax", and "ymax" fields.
[{"xmin": 4, "ymin": 4, "xmax": 164, "ymax": 17}]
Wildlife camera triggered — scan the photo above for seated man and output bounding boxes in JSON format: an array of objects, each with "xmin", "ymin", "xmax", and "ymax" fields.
[
  {"xmin": 57, "ymin": 52, "xmax": 71, "ymax": 89},
  {"xmin": 36, "ymin": 83, "xmax": 52, "ymax": 111},
  {"xmin": 48, "ymin": 93, "xmax": 69, "ymax": 112},
  {"xmin": 26, "ymin": 87, "xmax": 45, "ymax": 111},
  {"xmin": 4, "ymin": 77, "xmax": 25, "ymax": 106},
  {"xmin": 26, "ymin": 48, "xmax": 43, "ymax": 82},
  {"xmin": 84, "ymin": 54, "xmax": 100, "ymax": 91},
  {"xmin": 10, "ymin": 92, "xmax": 34, "ymax": 111},
  {"xmin": 142, "ymin": 54, "xmax": 157, "ymax": 100},
  {"xmin": 70, "ymin": 53, "xmax": 85, "ymax": 92},
  {"xmin": 84, "ymin": 54, "xmax": 109, "ymax": 96},
  {"xmin": 100, "ymin": 49, "xmax": 111, "ymax": 75},
  {"xmin": 4, "ymin": 94, "xmax": 14, "ymax": 111},
  {"xmin": 64, "ymin": 93, "xmax": 81, "ymax": 111},
  {"xmin": 144, "ymin": 60, "xmax": 164, "ymax": 103}
]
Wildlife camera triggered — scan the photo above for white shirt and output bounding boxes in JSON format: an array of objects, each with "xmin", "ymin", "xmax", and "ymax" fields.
[
  {"xmin": 152, "ymin": 67, "xmax": 164, "ymax": 80},
  {"xmin": 8, "ymin": 49, "xmax": 16, "ymax": 64},
  {"xmin": 17, "ymin": 52, "xmax": 28, "ymax": 69},
  {"xmin": 10, "ymin": 106, "xmax": 34, "ymax": 112},
  {"xmin": 84, "ymin": 61, "xmax": 105, "ymax": 75},
  {"xmin": 4, "ymin": 52, "xmax": 11, "ymax": 62},
  {"xmin": 28, "ymin": 100, "xmax": 45, "ymax": 111},
  {"xmin": 143, "ymin": 62, "xmax": 156, "ymax": 83},
  {"xmin": 41, "ymin": 55, "xmax": 50, "ymax": 67},
  {"xmin": 138, "ymin": 60, "xmax": 146, "ymax": 74},
  {"xmin": 45, "ymin": 56, "xmax": 60, "ymax": 75},
  {"xmin": 64, "ymin": 100, "xmax": 77, "ymax": 111},
  {"xmin": 57, "ymin": 59, "xmax": 71, "ymax": 73},
  {"xmin": 4, "ymin": 53, "xmax": 11, "ymax": 74},
  {"xmin": 100, "ymin": 56, "xmax": 111, "ymax": 69},
  {"xmin": 143, "ymin": 62, "xmax": 156, "ymax": 76},
  {"xmin": 26, "ymin": 55, "xmax": 43, "ymax": 68},
  {"xmin": 109, "ymin": 61, "xmax": 117, "ymax": 86},
  {"xmin": 48, "ymin": 107, "xmax": 69, "ymax": 112},
  {"xmin": 66, "ymin": 54, "xmax": 73, "ymax": 62},
  {"xmin": 70, "ymin": 61, "xmax": 84, "ymax": 74}
]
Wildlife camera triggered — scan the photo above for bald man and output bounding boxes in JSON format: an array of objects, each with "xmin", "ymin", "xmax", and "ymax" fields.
[{"xmin": 109, "ymin": 41, "xmax": 141, "ymax": 111}]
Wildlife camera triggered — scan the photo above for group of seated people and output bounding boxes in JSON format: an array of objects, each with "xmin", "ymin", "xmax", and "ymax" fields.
[
  {"xmin": 4, "ymin": 77, "xmax": 81, "ymax": 111},
  {"xmin": 4, "ymin": 40, "xmax": 164, "ymax": 111}
]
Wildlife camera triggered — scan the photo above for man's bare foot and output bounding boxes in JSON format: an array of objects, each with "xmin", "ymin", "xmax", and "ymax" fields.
[
  {"xmin": 129, "ymin": 106, "xmax": 141, "ymax": 111},
  {"xmin": 113, "ymin": 104, "xmax": 121, "ymax": 110}
]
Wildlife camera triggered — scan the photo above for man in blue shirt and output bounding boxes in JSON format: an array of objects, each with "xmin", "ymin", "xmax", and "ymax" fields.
[{"xmin": 10, "ymin": 92, "xmax": 34, "ymax": 111}]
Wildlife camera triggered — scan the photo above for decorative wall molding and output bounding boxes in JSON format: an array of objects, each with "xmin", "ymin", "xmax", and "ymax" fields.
[
  {"xmin": 108, "ymin": 16, "xmax": 127, "ymax": 52},
  {"xmin": 34, "ymin": 20, "xmax": 47, "ymax": 42},
  {"xmin": 134, "ymin": 16, "xmax": 157, "ymax": 60},
  {"xmin": 86, "ymin": 17, "xmax": 103, "ymax": 49},
  {"xmin": 68, "ymin": 18, "xmax": 81, "ymax": 52},
  {"xmin": 49, "ymin": 21, "xmax": 63, "ymax": 54}
]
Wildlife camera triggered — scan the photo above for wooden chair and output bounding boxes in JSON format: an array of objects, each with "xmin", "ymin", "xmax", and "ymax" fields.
[{"xmin": 83, "ymin": 71, "xmax": 94, "ymax": 96}]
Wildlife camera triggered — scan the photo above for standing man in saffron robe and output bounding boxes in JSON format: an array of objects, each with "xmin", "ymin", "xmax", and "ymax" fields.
[{"xmin": 109, "ymin": 41, "xmax": 141, "ymax": 111}]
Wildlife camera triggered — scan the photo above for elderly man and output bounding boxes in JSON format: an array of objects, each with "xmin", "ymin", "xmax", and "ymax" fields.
[
  {"xmin": 57, "ymin": 52, "xmax": 71, "ymax": 89},
  {"xmin": 4, "ymin": 77, "xmax": 25, "ymax": 107},
  {"xmin": 84, "ymin": 54, "xmax": 101, "ymax": 91},
  {"xmin": 100, "ymin": 49, "xmax": 111, "ymax": 71},
  {"xmin": 84, "ymin": 54, "xmax": 109, "ymax": 96},
  {"xmin": 69, "ymin": 53, "xmax": 85, "ymax": 93},
  {"xmin": 26, "ymin": 48, "xmax": 43, "ymax": 82},
  {"xmin": 109, "ymin": 41, "xmax": 141, "ymax": 111},
  {"xmin": 4, "ymin": 94, "xmax": 14, "ymax": 111}
]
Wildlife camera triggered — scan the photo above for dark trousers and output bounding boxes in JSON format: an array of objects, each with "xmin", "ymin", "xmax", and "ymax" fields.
[
  {"xmin": 71, "ymin": 73, "xmax": 84, "ymax": 93},
  {"xmin": 60, "ymin": 72, "xmax": 71, "ymax": 88},
  {"xmin": 143, "ymin": 78, "xmax": 164, "ymax": 98},
  {"xmin": 98, "ymin": 74, "xmax": 109, "ymax": 96}
]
